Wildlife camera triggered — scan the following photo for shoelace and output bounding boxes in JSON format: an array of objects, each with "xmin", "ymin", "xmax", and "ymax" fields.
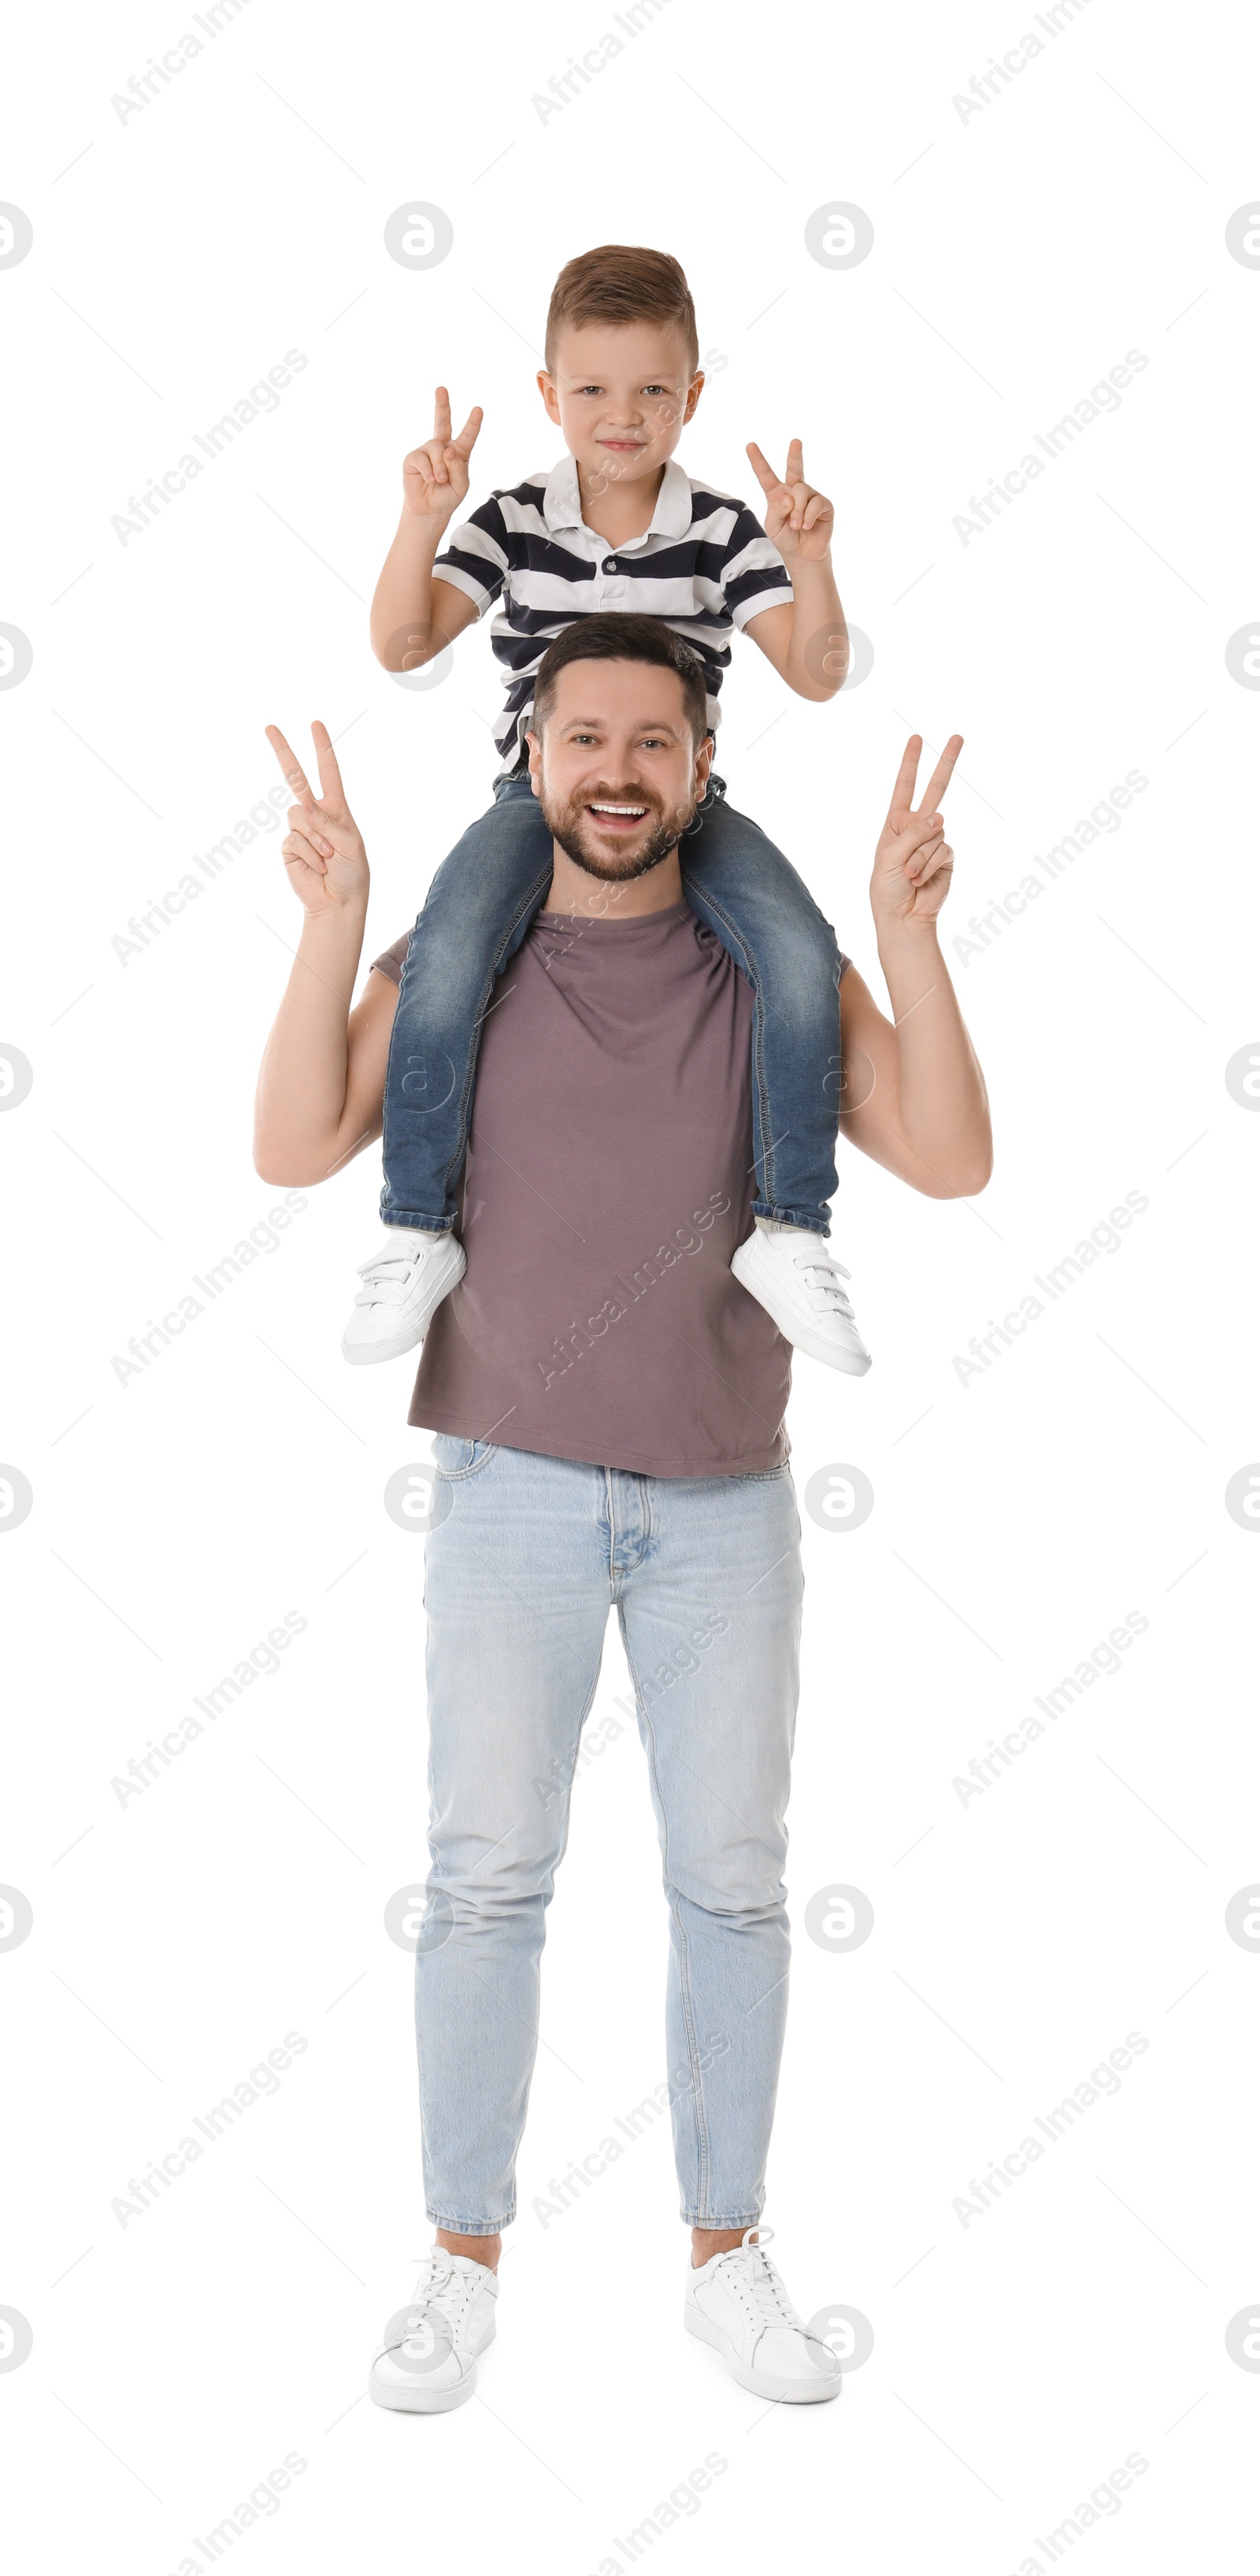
[
  {"xmin": 792, "ymin": 1250, "xmax": 856, "ymax": 1320},
  {"xmin": 353, "ymin": 1239, "xmax": 433, "ymax": 1311},
  {"xmin": 713, "ymin": 2228, "xmax": 803, "ymax": 2331},
  {"xmin": 393, "ymin": 2253, "xmax": 477, "ymax": 2350}
]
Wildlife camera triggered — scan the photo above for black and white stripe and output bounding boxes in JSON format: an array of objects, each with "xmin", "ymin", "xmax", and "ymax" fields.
[{"xmin": 433, "ymin": 457, "xmax": 793, "ymax": 769}]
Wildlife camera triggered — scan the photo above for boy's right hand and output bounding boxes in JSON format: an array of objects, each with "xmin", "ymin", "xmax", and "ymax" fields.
[
  {"xmin": 402, "ymin": 385, "xmax": 484, "ymax": 525},
  {"xmin": 265, "ymin": 722, "xmax": 369, "ymax": 919}
]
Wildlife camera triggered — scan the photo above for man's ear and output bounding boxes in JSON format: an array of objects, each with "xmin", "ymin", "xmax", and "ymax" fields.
[
  {"xmin": 536, "ymin": 370, "xmax": 561, "ymax": 428},
  {"xmin": 524, "ymin": 729, "xmax": 543, "ymax": 797},
  {"xmin": 694, "ymin": 730, "xmax": 714, "ymax": 795}
]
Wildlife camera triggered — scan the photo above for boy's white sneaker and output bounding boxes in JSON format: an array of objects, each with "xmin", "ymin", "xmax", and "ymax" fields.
[
  {"xmin": 684, "ymin": 2228, "xmax": 841, "ymax": 2404},
  {"xmin": 342, "ymin": 1227, "xmax": 465, "ymax": 1364},
  {"xmin": 368, "ymin": 2251, "xmax": 498, "ymax": 2414},
  {"xmin": 730, "ymin": 1223, "xmax": 871, "ymax": 1374}
]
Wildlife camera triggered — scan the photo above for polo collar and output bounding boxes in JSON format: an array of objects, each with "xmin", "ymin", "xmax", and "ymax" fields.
[{"xmin": 542, "ymin": 454, "xmax": 692, "ymax": 540}]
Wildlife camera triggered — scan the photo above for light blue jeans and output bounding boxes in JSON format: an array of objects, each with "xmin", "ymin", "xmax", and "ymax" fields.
[{"xmin": 416, "ymin": 1436, "xmax": 805, "ymax": 2231}]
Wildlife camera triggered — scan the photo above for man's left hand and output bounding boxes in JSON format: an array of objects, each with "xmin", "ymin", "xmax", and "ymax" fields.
[
  {"xmin": 871, "ymin": 734, "xmax": 964, "ymax": 936},
  {"xmin": 746, "ymin": 440, "xmax": 834, "ymax": 563}
]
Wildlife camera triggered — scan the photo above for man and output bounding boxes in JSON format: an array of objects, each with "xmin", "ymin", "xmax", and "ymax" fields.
[{"xmin": 254, "ymin": 617, "xmax": 991, "ymax": 2414}]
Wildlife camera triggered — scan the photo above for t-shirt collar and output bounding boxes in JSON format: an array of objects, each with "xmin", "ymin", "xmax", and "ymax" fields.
[{"xmin": 543, "ymin": 454, "xmax": 691, "ymax": 542}]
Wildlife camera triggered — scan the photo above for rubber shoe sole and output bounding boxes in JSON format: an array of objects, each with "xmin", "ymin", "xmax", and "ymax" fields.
[
  {"xmin": 342, "ymin": 1237, "xmax": 466, "ymax": 1366},
  {"xmin": 367, "ymin": 2316, "xmax": 493, "ymax": 2415},
  {"xmin": 729, "ymin": 1240, "xmax": 871, "ymax": 1376},
  {"xmin": 684, "ymin": 2302, "xmax": 841, "ymax": 2402}
]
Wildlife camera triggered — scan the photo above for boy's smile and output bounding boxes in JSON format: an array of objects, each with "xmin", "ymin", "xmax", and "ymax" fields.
[{"xmin": 538, "ymin": 321, "xmax": 703, "ymax": 527}]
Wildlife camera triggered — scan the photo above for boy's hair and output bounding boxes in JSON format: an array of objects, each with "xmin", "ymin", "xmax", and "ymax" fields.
[
  {"xmin": 544, "ymin": 245, "xmax": 699, "ymax": 373},
  {"xmin": 532, "ymin": 615, "xmax": 710, "ymax": 747}
]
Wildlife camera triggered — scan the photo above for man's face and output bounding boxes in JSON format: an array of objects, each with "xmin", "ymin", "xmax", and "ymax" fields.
[
  {"xmin": 526, "ymin": 659, "xmax": 711, "ymax": 883},
  {"xmin": 537, "ymin": 323, "xmax": 702, "ymax": 494}
]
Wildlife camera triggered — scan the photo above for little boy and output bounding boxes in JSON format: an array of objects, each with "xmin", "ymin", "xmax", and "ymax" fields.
[{"xmin": 350, "ymin": 243, "xmax": 869, "ymax": 1374}]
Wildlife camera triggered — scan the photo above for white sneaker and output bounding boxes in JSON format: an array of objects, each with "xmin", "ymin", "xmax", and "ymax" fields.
[
  {"xmin": 368, "ymin": 2251, "xmax": 498, "ymax": 2414},
  {"xmin": 684, "ymin": 2227, "xmax": 842, "ymax": 2404},
  {"xmin": 731, "ymin": 1224, "xmax": 871, "ymax": 1374},
  {"xmin": 342, "ymin": 1228, "xmax": 466, "ymax": 1365}
]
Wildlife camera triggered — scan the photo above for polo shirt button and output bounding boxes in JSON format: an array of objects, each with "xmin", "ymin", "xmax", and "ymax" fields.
[{"xmin": 602, "ymin": 558, "xmax": 617, "ymax": 573}]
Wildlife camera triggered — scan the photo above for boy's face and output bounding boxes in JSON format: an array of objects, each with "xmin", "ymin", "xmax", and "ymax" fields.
[{"xmin": 538, "ymin": 324, "xmax": 702, "ymax": 492}]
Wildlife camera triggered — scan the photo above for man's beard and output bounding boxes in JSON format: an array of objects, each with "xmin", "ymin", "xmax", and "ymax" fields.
[{"xmin": 539, "ymin": 779, "xmax": 699, "ymax": 883}]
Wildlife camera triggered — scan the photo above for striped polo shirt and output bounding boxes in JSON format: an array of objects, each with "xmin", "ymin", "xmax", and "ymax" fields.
[{"xmin": 432, "ymin": 455, "xmax": 794, "ymax": 772}]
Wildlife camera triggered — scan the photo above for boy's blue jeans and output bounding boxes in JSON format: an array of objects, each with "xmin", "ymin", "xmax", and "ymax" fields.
[{"xmin": 380, "ymin": 773, "xmax": 842, "ymax": 1237}]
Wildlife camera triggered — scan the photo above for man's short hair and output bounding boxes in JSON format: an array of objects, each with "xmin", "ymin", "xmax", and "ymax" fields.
[
  {"xmin": 531, "ymin": 616, "xmax": 710, "ymax": 748},
  {"xmin": 544, "ymin": 245, "xmax": 699, "ymax": 373}
]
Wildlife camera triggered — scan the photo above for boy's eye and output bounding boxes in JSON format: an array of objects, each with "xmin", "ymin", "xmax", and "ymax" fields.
[
  {"xmin": 579, "ymin": 386, "xmax": 604, "ymax": 397},
  {"xmin": 643, "ymin": 386, "xmax": 669, "ymax": 398}
]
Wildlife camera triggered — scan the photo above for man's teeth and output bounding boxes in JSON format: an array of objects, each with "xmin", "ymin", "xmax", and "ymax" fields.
[{"xmin": 589, "ymin": 803, "xmax": 647, "ymax": 815}]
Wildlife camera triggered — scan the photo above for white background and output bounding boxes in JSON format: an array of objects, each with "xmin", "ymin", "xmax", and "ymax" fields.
[{"xmin": 2, "ymin": 0, "xmax": 1259, "ymax": 2567}]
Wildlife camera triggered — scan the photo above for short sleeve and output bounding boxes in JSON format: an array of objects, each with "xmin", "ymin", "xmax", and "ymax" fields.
[
  {"xmin": 721, "ymin": 501, "xmax": 795, "ymax": 629},
  {"xmin": 433, "ymin": 492, "xmax": 510, "ymax": 616},
  {"xmin": 370, "ymin": 935, "xmax": 410, "ymax": 985}
]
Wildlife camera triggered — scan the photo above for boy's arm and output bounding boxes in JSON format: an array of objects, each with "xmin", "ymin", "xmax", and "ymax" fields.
[
  {"xmin": 740, "ymin": 439, "xmax": 848, "ymax": 703},
  {"xmin": 254, "ymin": 723, "xmax": 396, "ymax": 1184},
  {"xmin": 837, "ymin": 734, "xmax": 993, "ymax": 1198},
  {"xmin": 369, "ymin": 386, "xmax": 486, "ymax": 670}
]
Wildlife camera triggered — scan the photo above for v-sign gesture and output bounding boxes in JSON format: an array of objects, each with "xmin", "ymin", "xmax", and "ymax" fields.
[
  {"xmin": 264, "ymin": 720, "xmax": 369, "ymax": 919},
  {"xmin": 746, "ymin": 438, "xmax": 835, "ymax": 563},
  {"xmin": 402, "ymin": 385, "xmax": 484, "ymax": 525},
  {"xmin": 871, "ymin": 734, "xmax": 964, "ymax": 935}
]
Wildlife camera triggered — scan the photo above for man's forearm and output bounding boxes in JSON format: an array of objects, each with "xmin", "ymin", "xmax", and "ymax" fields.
[
  {"xmin": 370, "ymin": 514, "xmax": 447, "ymax": 667},
  {"xmin": 783, "ymin": 557, "xmax": 847, "ymax": 700},
  {"xmin": 254, "ymin": 905, "xmax": 367, "ymax": 1182},
  {"xmin": 876, "ymin": 926, "xmax": 992, "ymax": 1195}
]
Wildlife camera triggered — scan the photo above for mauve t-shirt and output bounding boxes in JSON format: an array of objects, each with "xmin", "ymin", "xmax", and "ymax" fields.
[{"xmin": 371, "ymin": 901, "xmax": 795, "ymax": 1478}]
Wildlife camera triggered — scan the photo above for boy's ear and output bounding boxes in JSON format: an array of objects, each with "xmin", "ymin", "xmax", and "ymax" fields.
[
  {"xmin": 536, "ymin": 370, "xmax": 561, "ymax": 426},
  {"xmin": 684, "ymin": 372, "xmax": 705, "ymax": 424}
]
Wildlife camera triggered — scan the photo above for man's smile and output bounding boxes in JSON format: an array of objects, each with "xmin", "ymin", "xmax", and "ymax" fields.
[{"xmin": 585, "ymin": 799, "xmax": 650, "ymax": 831}]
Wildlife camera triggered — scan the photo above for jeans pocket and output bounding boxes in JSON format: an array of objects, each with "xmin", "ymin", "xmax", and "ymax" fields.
[{"xmin": 432, "ymin": 1435, "xmax": 498, "ymax": 1481}]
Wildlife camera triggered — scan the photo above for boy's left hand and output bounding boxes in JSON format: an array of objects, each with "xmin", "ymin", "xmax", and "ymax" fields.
[{"xmin": 747, "ymin": 440, "xmax": 833, "ymax": 563}]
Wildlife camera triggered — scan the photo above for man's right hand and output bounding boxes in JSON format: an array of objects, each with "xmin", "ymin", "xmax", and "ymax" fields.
[
  {"xmin": 265, "ymin": 722, "xmax": 369, "ymax": 919},
  {"xmin": 402, "ymin": 385, "xmax": 484, "ymax": 525}
]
